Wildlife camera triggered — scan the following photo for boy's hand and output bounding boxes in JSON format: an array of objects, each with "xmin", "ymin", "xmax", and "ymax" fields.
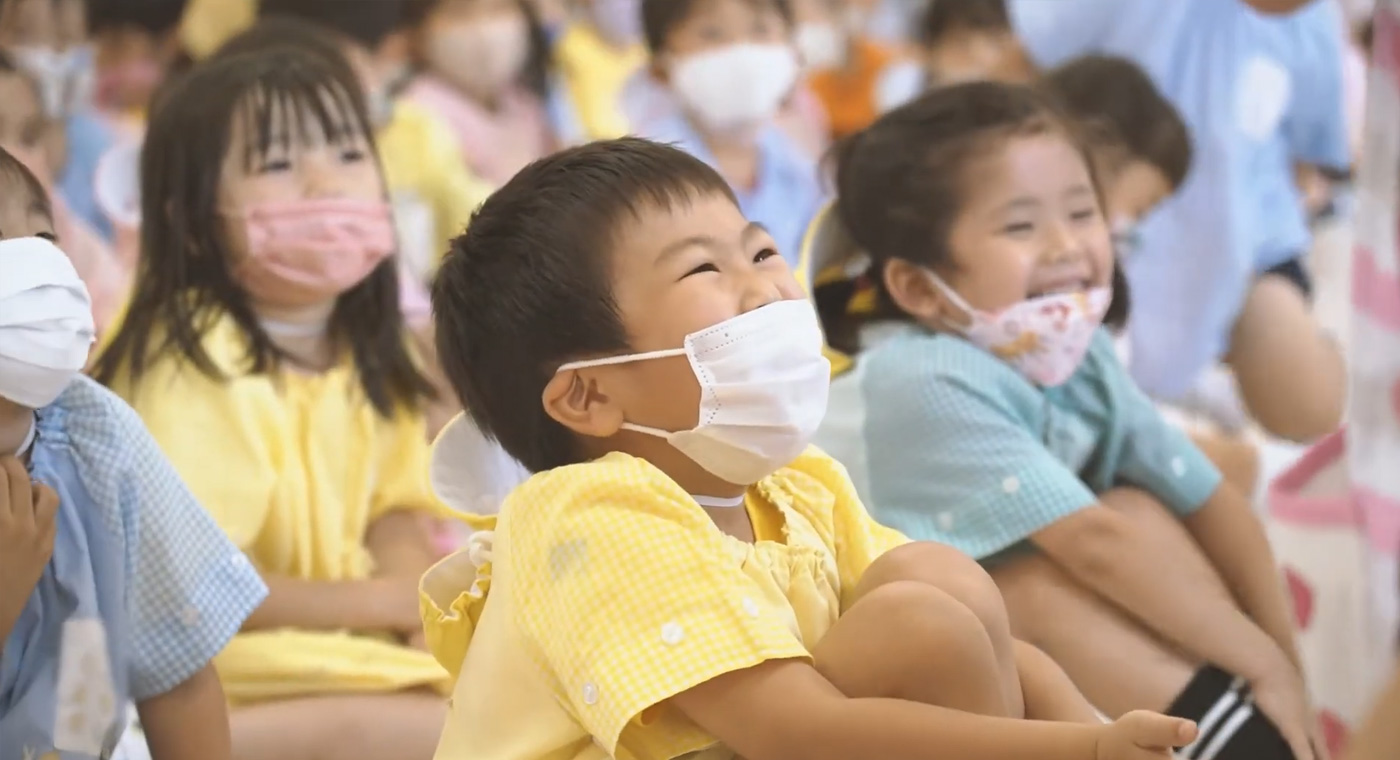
[
  {"xmin": 1252, "ymin": 666, "xmax": 1317, "ymax": 760},
  {"xmin": 370, "ymin": 575, "xmax": 425, "ymax": 636},
  {"xmin": 0, "ymin": 457, "xmax": 58, "ymax": 604},
  {"xmin": 1096, "ymin": 711, "xmax": 1196, "ymax": 760}
]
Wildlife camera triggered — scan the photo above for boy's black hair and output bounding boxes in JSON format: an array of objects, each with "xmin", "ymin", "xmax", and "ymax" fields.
[
  {"xmin": 640, "ymin": 0, "xmax": 792, "ymax": 53},
  {"xmin": 0, "ymin": 145, "xmax": 53, "ymax": 224},
  {"xmin": 85, "ymin": 0, "xmax": 187, "ymax": 34},
  {"xmin": 257, "ymin": 0, "xmax": 410, "ymax": 51},
  {"xmin": 919, "ymin": 0, "xmax": 1011, "ymax": 46},
  {"xmin": 401, "ymin": 0, "xmax": 552, "ymax": 100},
  {"xmin": 91, "ymin": 47, "xmax": 433, "ymax": 416},
  {"xmin": 827, "ymin": 81, "xmax": 1129, "ymax": 352},
  {"xmin": 1043, "ymin": 55, "xmax": 1193, "ymax": 191},
  {"xmin": 432, "ymin": 137, "xmax": 737, "ymax": 474}
]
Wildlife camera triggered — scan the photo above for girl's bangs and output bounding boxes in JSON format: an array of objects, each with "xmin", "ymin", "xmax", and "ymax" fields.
[{"xmin": 234, "ymin": 70, "xmax": 369, "ymax": 170}]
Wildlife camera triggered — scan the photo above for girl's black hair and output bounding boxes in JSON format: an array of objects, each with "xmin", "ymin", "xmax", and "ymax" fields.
[
  {"xmin": 403, "ymin": 0, "xmax": 553, "ymax": 101},
  {"xmin": 91, "ymin": 47, "xmax": 432, "ymax": 417},
  {"xmin": 825, "ymin": 81, "xmax": 1130, "ymax": 353},
  {"xmin": 640, "ymin": 0, "xmax": 793, "ymax": 53}
]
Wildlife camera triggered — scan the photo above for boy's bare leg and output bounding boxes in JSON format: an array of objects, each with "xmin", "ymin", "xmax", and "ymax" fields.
[
  {"xmin": 1227, "ymin": 275, "xmax": 1346, "ymax": 443},
  {"xmin": 230, "ymin": 691, "xmax": 447, "ymax": 760}
]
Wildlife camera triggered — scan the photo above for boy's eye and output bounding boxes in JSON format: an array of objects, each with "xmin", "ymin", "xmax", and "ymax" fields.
[
  {"xmin": 1002, "ymin": 221, "xmax": 1035, "ymax": 236},
  {"xmin": 35, "ymin": 231, "xmax": 56, "ymax": 242},
  {"xmin": 753, "ymin": 247, "xmax": 778, "ymax": 263},
  {"xmin": 683, "ymin": 262, "xmax": 720, "ymax": 278}
]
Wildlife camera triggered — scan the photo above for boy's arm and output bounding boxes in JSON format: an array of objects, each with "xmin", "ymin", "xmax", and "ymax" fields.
[
  {"xmin": 671, "ymin": 658, "xmax": 1188, "ymax": 760},
  {"xmin": 1181, "ymin": 484, "xmax": 1300, "ymax": 665},
  {"xmin": 136, "ymin": 664, "xmax": 231, "ymax": 760}
]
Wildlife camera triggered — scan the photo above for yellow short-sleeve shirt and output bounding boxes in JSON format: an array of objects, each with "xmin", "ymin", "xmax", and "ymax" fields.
[
  {"xmin": 420, "ymin": 447, "xmax": 907, "ymax": 759},
  {"xmin": 105, "ymin": 312, "xmax": 449, "ymax": 701}
]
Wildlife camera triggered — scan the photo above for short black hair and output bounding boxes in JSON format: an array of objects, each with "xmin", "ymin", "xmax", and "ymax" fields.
[
  {"xmin": 257, "ymin": 0, "xmax": 411, "ymax": 51},
  {"xmin": 86, "ymin": 0, "xmax": 188, "ymax": 34},
  {"xmin": 641, "ymin": 0, "xmax": 792, "ymax": 53},
  {"xmin": 919, "ymin": 0, "xmax": 1011, "ymax": 46},
  {"xmin": 1042, "ymin": 55, "xmax": 1193, "ymax": 190},
  {"xmin": 0, "ymin": 145, "xmax": 53, "ymax": 224},
  {"xmin": 432, "ymin": 138, "xmax": 736, "ymax": 473}
]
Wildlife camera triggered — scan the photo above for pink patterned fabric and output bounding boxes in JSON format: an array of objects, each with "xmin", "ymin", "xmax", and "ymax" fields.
[
  {"xmin": 406, "ymin": 76, "xmax": 554, "ymax": 187},
  {"xmin": 1266, "ymin": 5, "xmax": 1400, "ymax": 754}
]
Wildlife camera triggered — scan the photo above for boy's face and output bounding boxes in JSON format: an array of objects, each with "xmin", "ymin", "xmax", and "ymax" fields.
[
  {"xmin": 93, "ymin": 25, "xmax": 178, "ymax": 113},
  {"xmin": 922, "ymin": 28, "xmax": 1033, "ymax": 87},
  {"xmin": 659, "ymin": 0, "xmax": 789, "ymax": 61},
  {"xmin": 0, "ymin": 173, "xmax": 56, "ymax": 243},
  {"xmin": 563, "ymin": 190, "xmax": 804, "ymax": 452}
]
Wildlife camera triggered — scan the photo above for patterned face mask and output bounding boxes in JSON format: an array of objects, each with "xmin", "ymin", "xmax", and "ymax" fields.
[{"xmin": 927, "ymin": 271, "xmax": 1112, "ymax": 387}]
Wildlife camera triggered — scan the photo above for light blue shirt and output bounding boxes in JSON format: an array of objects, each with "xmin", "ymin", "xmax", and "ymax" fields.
[
  {"xmin": 640, "ymin": 113, "xmax": 825, "ymax": 270},
  {"xmin": 58, "ymin": 112, "xmax": 117, "ymax": 241},
  {"xmin": 814, "ymin": 327, "xmax": 1222, "ymax": 563},
  {"xmin": 0, "ymin": 377, "xmax": 267, "ymax": 759},
  {"xmin": 1009, "ymin": 0, "xmax": 1349, "ymax": 397}
]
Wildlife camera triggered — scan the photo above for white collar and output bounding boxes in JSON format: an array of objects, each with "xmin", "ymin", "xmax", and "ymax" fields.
[{"xmin": 692, "ymin": 493, "xmax": 746, "ymax": 509}]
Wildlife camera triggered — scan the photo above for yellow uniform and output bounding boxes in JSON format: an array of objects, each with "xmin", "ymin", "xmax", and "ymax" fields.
[
  {"xmin": 379, "ymin": 101, "xmax": 496, "ymax": 267},
  {"xmin": 552, "ymin": 23, "xmax": 646, "ymax": 141},
  {"xmin": 106, "ymin": 312, "xmax": 449, "ymax": 702},
  {"xmin": 420, "ymin": 447, "xmax": 907, "ymax": 759},
  {"xmin": 179, "ymin": 0, "xmax": 255, "ymax": 60}
]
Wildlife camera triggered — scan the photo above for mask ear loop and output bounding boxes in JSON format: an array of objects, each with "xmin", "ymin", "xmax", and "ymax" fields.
[
  {"xmin": 556, "ymin": 347, "xmax": 692, "ymax": 439},
  {"xmin": 922, "ymin": 270, "xmax": 980, "ymax": 332}
]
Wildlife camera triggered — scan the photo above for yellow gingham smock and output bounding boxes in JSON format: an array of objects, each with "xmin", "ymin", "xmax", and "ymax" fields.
[{"xmin": 420, "ymin": 447, "xmax": 908, "ymax": 759}]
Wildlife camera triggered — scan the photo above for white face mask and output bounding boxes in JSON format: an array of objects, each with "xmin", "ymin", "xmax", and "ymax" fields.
[
  {"xmin": 558, "ymin": 299, "xmax": 831, "ymax": 485},
  {"xmin": 670, "ymin": 43, "xmax": 800, "ymax": 133},
  {"xmin": 13, "ymin": 45, "xmax": 94, "ymax": 118},
  {"xmin": 427, "ymin": 17, "xmax": 531, "ymax": 98},
  {"xmin": 796, "ymin": 22, "xmax": 847, "ymax": 69},
  {"xmin": 0, "ymin": 237, "xmax": 96, "ymax": 408}
]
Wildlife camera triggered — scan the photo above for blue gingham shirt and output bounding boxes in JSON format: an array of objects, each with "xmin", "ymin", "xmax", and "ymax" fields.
[
  {"xmin": 0, "ymin": 376, "xmax": 266, "ymax": 759},
  {"xmin": 1009, "ymin": 0, "xmax": 1350, "ymax": 398},
  {"xmin": 816, "ymin": 327, "xmax": 1222, "ymax": 562},
  {"xmin": 639, "ymin": 113, "xmax": 825, "ymax": 270}
]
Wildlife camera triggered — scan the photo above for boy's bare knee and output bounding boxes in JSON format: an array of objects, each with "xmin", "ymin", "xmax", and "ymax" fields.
[{"xmin": 859, "ymin": 542, "xmax": 1010, "ymax": 639}]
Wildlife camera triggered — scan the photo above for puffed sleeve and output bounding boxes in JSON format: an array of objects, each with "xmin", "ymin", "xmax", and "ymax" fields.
[{"xmin": 510, "ymin": 459, "xmax": 812, "ymax": 754}]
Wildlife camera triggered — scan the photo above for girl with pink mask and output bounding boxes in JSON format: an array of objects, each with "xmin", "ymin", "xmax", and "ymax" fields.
[
  {"xmin": 404, "ymin": 0, "xmax": 557, "ymax": 185},
  {"xmin": 92, "ymin": 47, "xmax": 452, "ymax": 760}
]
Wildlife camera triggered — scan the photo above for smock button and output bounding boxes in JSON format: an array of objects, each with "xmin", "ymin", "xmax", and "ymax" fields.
[
  {"xmin": 230, "ymin": 553, "xmax": 250, "ymax": 568},
  {"xmin": 741, "ymin": 598, "xmax": 760, "ymax": 618},
  {"xmin": 180, "ymin": 606, "xmax": 200, "ymax": 627},
  {"xmin": 937, "ymin": 512, "xmax": 956, "ymax": 531},
  {"xmin": 1002, "ymin": 476, "xmax": 1021, "ymax": 494},
  {"xmin": 661, "ymin": 622, "xmax": 685, "ymax": 645},
  {"xmin": 1171, "ymin": 457, "xmax": 1187, "ymax": 478},
  {"xmin": 582, "ymin": 682, "xmax": 599, "ymax": 705}
]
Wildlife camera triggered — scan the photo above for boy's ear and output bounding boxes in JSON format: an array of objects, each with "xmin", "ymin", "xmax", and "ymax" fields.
[{"xmin": 542, "ymin": 368, "xmax": 626, "ymax": 439}]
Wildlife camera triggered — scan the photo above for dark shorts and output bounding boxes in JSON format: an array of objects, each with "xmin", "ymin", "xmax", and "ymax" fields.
[{"xmin": 1260, "ymin": 256, "xmax": 1313, "ymax": 301}]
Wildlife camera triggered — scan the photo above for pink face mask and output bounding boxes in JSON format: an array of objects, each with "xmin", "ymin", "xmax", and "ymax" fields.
[
  {"xmin": 232, "ymin": 198, "xmax": 396, "ymax": 307},
  {"xmin": 929, "ymin": 273, "xmax": 1112, "ymax": 387}
]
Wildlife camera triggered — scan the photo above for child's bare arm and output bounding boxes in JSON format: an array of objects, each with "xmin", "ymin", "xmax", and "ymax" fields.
[
  {"xmin": 1030, "ymin": 505, "xmax": 1290, "ymax": 685},
  {"xmin": 365, "ymin": 509, "xmax": 438, "ymax": 580},
  {"xmin": 1344, "ymin": 663, "xmax": 1400, "ymax": 760},
  {"xmin": 1014, "ymin": 640, "xmax": 1101, "ymax": 724},
  {"xmin": 671, "ymin": 658, "xmax": 1191, "ymax": 760},
  {"xmin": 1181, "ymin": 484, "xmax": 1299, "ymax": 665},
  {"xmin": 137, "ymin": 664, "xmax": 231, "ymax": 760}
]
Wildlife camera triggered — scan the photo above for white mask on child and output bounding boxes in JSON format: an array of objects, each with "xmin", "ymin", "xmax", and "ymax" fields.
[
  {"xmin": 796, "ymin": 23, "xmax": 847, "ymax": 69},
  {"xmin": 427, "ymin": 17, "xmax": 531, "ymax": 97},
  {"xmin": 13, "ymin": 45, "xmax": 95, "ymax": 118},
  {"xmin": 0, "ymin": 237, "xmax": 96, "ymax": 408},
  {"xmin": 670, "ymin": 43, "xmax": 800, "ymax": 133},
  {"xmin": 558, "ymin": 299, "xmax": 831, "ymax": 485},
  {"xmin": 928, "ymin": 273, "xmax": 1111, "ymax": 388}
]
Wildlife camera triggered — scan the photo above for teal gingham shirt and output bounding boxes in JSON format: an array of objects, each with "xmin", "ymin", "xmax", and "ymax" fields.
[{"xmin": 815, "ymin": 326, "xmax": 1222, "ymax": 562}]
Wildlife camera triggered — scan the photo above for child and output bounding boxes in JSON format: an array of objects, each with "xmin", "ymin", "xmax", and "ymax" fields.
[
  {"xmin": 91, "ymin": 48, "xmax": 451, "ymax": 760},
  {"xmin": 917, "ymin": 0, "xmax": 1034, "ymax": 87},
  {"xmin": 1007, "ymin": 0, "xmax": 1348, "ymax": 443},
  {"xmin": 635, "ymin": 0, "xmax": 824, "ymax": 272},
  {"xmin": 85, "ymin": 0, "xmax": 187, "ymax": 137},
  {"xmin": 420, "ymin": 136, "xmax": 1196, "ymax": 760},
  {"xmin": 0, "ymin": 0, "xmax": 116, "ymax": 240},
  {"xmin": 404, "ymin": 0, "xmax": 556, "ymax": 186},
  {"xmin": 0, "ymin": 148, "xmax": 266, "ymax": 760},
  {"xmin": 794, "ymin": 0, "xmax": 920, "ymax": 138},
  {"xmin": 551, "ymin": 0, "xmax": 647, "ymax": 140},
  {"xmin": 0, "ymin": 50, "xmax": 128, "ymax": 336},
  {"xmin": 825, "ymin": 82, "xmax": 1317, "ymax": 760}
]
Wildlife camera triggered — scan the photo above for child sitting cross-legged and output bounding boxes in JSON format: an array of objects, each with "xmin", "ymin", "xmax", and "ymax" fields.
[{"xmin": 419, "ymin": 136, "xmax": 1196, "ymax": 760}]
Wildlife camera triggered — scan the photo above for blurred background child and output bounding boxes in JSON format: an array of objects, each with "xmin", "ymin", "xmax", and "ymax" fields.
[{"xmin": 86, "ymin": 0, "xmax": 188, "ymax": 138}]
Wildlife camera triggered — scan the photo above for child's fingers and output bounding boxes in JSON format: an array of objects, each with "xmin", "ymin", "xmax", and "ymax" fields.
[
  {"xmin": 1, "ymin": 457, "xmax": 30, "ymax": 523},
  {"xmin": 31, "ymin": 482, "xmax": 58, "ymax": 528},
  {"xmin": 1125, "ymin": 711, "xmax": 1197, "ymax": 748}
]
